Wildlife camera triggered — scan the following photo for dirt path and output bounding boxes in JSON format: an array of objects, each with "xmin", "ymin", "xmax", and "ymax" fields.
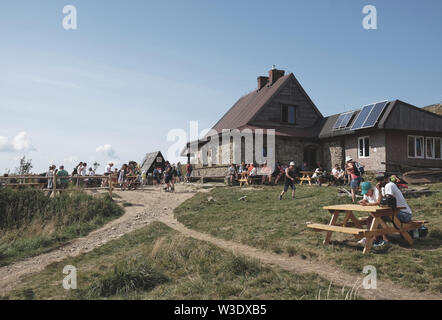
[
  {"xmin": 0, "ymin": 186, "xmax": 196, "ymax": 295},
  {"xmin": 158, "ymin": 214, "xmax": 442, "ymax": 300},
  {"xmin": 1, "ymin": 185, "xmax": 440, "ymax": 300}
]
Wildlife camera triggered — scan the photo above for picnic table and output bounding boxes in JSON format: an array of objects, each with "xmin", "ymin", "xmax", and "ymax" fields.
[
  {"xmin": 238, "ymin": 172, "xmax": 249, "ymax": 187},
  {"xmin": 307, "ymin": 204, "xmax": 427, "ymax": 254},
  {"xmin": 299, "ymin": 171, "xmax": 314, "ymax": 185}
]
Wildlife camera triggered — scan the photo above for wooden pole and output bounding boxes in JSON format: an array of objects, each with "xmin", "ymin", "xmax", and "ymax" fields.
[{"xmin": 50, "ymin": 172, "xmax": 57, "ymax": 198}]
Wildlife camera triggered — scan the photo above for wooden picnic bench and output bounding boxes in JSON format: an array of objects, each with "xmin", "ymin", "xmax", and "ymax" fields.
[
  {"xmin": 307, "ymin": 204, "xmax": 427, "ymax": 254},
  {"xmin": 238, "ymin": 172, "xmax": 249, "ymax": 187},
  {"xmin": 299, "ymin": 171, "xmax": 314, "ymax": 185}
]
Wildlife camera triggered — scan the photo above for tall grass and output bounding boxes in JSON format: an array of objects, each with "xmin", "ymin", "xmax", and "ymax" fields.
[{"xmin": 0, "ymin": 188, "xmax": 124, "ymax": 266}]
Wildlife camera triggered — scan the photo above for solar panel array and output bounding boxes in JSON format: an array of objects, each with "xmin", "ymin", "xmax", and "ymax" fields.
[
  {"xmin": 351, "ymin": 101, "xmax": 388, "ymax": 130},
  {"xmin": 332, "ymin": 100, "xmax": 389, "ymax": 131},
  {"xmin": 332, "ymin": 111, "xmax": 355, "ymax": 130}
]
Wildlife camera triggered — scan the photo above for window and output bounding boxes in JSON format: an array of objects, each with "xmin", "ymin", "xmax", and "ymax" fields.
[
  {"xmin": 281, "ymin": 105, "xmax": 296, "ymax": 124},
  {"xmin": 408, "ymin": 135, "xmax": 424, "ymax": 159},
  {"xmin": 358, "ymin": 136, "xmax": 369, "ymax": 158},
  {"xmin": 426, "ymin": 137, "xmax": 442, "ymax": 159}
]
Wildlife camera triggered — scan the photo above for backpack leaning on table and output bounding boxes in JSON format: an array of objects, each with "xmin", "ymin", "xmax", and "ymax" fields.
[{"xmin": 380, "ymin": 194, "xmax": 397, "ymax": 210}]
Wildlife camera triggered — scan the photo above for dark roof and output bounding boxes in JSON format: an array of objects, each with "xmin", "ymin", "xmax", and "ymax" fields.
[
  {"xmin": 210, "ymin": 73, "xmax": 323, "ymax": 138},
  {"xmin": 140, "ymin": 151, "xmax": 165, "ymax": 172},
  {"xmin": 211, "ymin": 74, "xmax": 292, "ymax": 133},
  {"xmin": 319, "ymin": 100, "xmax": 442, "ymax": 139}
]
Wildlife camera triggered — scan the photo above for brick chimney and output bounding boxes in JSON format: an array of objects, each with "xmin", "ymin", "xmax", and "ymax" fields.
[
  {"xmin": 268, "ymin": 68, "xmax": 285, "ymax": 86},
  {"xmin": 257, "ymin": 76, "xmax": 269, "ymax": 90}
]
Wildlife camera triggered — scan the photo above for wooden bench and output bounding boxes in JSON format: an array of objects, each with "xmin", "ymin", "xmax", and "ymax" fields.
[
  {"xmin": 307, "ymin": 204, "xmax": 427, "ymax": 254},
  {"xmin": 308, "ymin": 223, "xmax": 366, "ymax": 235}
]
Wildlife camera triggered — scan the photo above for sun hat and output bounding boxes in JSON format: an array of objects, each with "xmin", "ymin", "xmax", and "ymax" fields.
[
  {"xmin": 361, "ymin": 181, "xmax": 372, "ymax": 195},
  {"xmin": 289, "ymin": 161, "xmax": 295, "ymax": 166},
  {"xmin": 345, "ymin": 156, "xmax": 353, "ymax": 162}
]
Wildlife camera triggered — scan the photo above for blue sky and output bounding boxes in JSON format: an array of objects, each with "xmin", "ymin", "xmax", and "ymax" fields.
[{"xmin": 1, "ymin": 0, "xmax": 441, "ymax": 172}]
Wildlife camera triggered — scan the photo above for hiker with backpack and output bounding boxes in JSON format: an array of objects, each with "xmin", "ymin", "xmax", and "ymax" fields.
[{"xmin": 345, "ymin": 156, "xmax": 364, "ymax": 203}]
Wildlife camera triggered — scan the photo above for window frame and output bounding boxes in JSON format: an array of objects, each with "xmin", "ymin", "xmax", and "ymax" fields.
[
  {"xmin": 425, "ymin": 137, "xmax": 442, "ymax": 160},
  {"xmin": 408, "ymin": 135, "xmax": 425, "ymax": 159},
  {"xmin": 281, "ymin": 105, "xmax": 296, "ymax": 125},
  {"xmin": 358, "ymin": 136, "xmax": 370, "ymax": 158}
]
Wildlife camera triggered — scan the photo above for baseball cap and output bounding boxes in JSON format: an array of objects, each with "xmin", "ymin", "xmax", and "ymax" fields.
[
  {"xmin": 361, "ymin": 181, "xmax": 372, "ymax": 195},
  {"xmin": 289, "ymin": 161, "xmax": 295, "ymax": 166},
  {"xmin": 345, "ymin": 156, "xmax": 353, "ymax": 162}
]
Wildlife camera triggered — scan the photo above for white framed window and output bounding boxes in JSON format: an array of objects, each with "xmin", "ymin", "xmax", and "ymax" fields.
[
  {"xmin": 358, "ymin": 136, "xmax": 369, "ymax": 158},
  {"xmin": 425, "ymin": 137, "xmax": 442, "ymax": 159},
  {"xmin": 408, "ymin": 135, "xmax": 424, "ymax": 159}
]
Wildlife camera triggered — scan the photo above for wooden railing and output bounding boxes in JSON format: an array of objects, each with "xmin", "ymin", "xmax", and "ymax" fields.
[{"xmin": 0, "ymin": 174, "xmax": 117, "ymax": 198}]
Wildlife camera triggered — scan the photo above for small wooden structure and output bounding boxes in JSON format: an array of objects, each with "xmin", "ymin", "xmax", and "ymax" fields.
[
  {"xmin": 308, "ymin": 204, "xmax": 427, "ymax": 254},
  {"xmin": 299, "ymin": 171, "xmax": 314, "ymax": 185},
  {"xmin": 239, "ymin": 172, "xmax": 249, "ymax": 187}
]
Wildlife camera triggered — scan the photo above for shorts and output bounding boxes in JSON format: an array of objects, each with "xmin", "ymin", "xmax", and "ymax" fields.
[
  {"xmin": 165, "ymin": 175, "xmax": 171, "ymax": 183},
  {"xmin": 284, "ymin": 180, "xmax": 296, "ymax": 192},
  {"xmin": 350, "ymin": 177, "xmax": 362, "ymax": 189},
  {"xmin": 397, "ymin": 210, "xmax": 412, "ymax": 223}
]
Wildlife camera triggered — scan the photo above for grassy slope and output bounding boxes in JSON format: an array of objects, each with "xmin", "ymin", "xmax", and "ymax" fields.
[
  {"xmin": 174, "ymin": 183, "xmax": 442, "ymax": 293},
  {"xmin": 0, "ymin": 189, "xmax": 124, "ymax": 266},
  {"xmin": 3, "ymin": 222, "xmax": 359, "ymax": 300}
]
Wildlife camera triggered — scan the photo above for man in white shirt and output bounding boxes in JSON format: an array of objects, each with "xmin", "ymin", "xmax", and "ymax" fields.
[{"xmin": 384, "ymin": 178, "xmax": 412, "ymax": 223}]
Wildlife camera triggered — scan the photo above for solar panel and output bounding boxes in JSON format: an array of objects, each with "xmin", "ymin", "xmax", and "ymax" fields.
[
  {"xmin": 333, "ymin": 114, "xmax": 346, "ymax": 130},
  {"xmin": 351, "ymin": 104, "xmax": 374, "ymax": 130},
  {"xmin": 339, "ymin": 112, "xmax": 355, "ymax": 128},
  {"xmin": 361, "ymin": 101, "xmax": 388, "ymax": 128}
]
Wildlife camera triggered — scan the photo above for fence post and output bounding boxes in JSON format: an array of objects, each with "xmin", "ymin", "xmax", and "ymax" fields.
[{"xmin": 51, "ymin": 173, "xmax": 57, "ymax": 197}]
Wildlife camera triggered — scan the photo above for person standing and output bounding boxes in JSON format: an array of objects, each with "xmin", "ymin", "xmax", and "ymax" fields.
[
  {"xmin": 47, "ymin": 165, "xmax": 55, "ymax": 189},
  {"xmin": 345, "ymin": 156, "xmax": 362, "ymax": 203},
  {"xmin": 185, "ymin": 162, "xmax": 193, "ymax": 183},
  {"xmin": 57, "ymin": 165, "xmax": 70, "ymax": 189},
  {"xmin": 279, "ymin": 162, "xmax": 296, "ymax": 200}
]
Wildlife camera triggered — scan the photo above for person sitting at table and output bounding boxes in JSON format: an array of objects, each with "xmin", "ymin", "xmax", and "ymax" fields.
[
  {"xmin": 331, "ymin": 164, "xmax": 345, "ymax": 186},
  {"xmin": 248, "ymin": 163, "xmax": 257, "ymax": 184},
  {"xmin": 311, "ymin": 162, "xmax": 324, "ymax": 186},
  {"xmin": 227, "ymin": 163, "xmax": 237, "ymax": 186},
  {"xmin": 273, "ymin": 163, "xmax": 284, "ymax": 185},
  {"xmin": 301, "ymin": 161, "xmax": 309, "ymax": 171},
  {"xmin": 261, "ymin": 162, "xmax": 273, "ymax": 185},
  {"xmin": 358, "ymin": 180, "xmax": 389, "ymax": 247},
  {"xmin": 359, "ymin": 181, "xmax": 382, "ymax": 206}
]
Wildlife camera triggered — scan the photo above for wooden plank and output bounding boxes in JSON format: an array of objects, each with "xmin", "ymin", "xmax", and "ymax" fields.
[
  {"xmin": 308, "ymin": 223, "xmax": 365, "ymax": 235},
  {"xmin": 323, "ymin": 204, "xmax": 405, "ymax": 213}
]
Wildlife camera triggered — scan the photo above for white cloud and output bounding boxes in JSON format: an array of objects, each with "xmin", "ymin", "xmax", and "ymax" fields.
[
  {"xmin": 96, "ymin": 144, "xmax": 118, "ymax": 159},
  {"xmin": 0, "ymin": 132, "xmax": 36, "ymax": 152}
]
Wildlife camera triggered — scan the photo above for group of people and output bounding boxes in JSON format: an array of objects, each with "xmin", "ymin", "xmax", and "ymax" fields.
[{"xmin": 357, "ymin": 173, "xmax": 413, "ymax": 248}]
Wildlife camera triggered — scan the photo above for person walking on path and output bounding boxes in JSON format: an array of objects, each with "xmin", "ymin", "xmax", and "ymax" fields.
[{"xmin": 279, "ymin": 162, "xmax": 296, "ymax": 200}]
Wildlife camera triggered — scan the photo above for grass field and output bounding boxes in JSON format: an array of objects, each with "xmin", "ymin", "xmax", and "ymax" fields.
[
  {"xmin": 0, "ymin": 189, "xmax": 123, "ymax": 266},
  {"xmin": 174, "ymin": 183, "xmax": 442, "ymax": 293},
  {"xmin": 2, "ymin": 222, "xmax": 359, "ymax": 300}
]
